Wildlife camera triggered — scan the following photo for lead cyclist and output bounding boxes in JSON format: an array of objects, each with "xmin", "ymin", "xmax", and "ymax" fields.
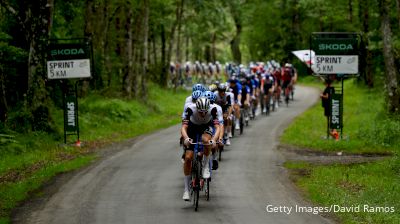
[{"xmin": 181, "ymin": 97, "xmax": 220, "ymax": 201}]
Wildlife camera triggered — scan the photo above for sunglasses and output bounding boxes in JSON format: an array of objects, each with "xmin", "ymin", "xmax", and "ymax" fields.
[{"xmin": 198, "ymin": 110, "xmax": 208, "ymax": 114}]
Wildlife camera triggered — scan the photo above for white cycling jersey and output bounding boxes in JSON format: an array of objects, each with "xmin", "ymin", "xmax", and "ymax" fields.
[
  {"xmin": 183, "ymin": 103, "xmax": 219, "ymax": 126},
  {"xmin": 182, "ymin": 95, "xmax": 195, "ymax": 119},
  {"xmin": 212, "ymin": 103, "xmax": 224, "ymax": 125}
]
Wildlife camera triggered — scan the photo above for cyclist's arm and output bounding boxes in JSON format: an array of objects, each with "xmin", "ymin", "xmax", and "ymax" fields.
[
  {"xmin": 211, "ymin": 108, "xmax": 220, "ymax": 143},
  {"xmin": 246, "ymin": 93, "xmax": 250, "ymax": 105},
  {"xmin": 237, "ymin": 93, "xmax": 242, "ymax": 105},
  {"xmin": 181, "ymin": 108, "xmax": 192, "ymax": 140}
]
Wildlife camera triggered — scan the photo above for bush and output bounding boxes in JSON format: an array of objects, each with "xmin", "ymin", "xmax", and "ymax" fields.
[{"xmin": 357, "ymin": 116, "xmax": 400, "ymax": 148}]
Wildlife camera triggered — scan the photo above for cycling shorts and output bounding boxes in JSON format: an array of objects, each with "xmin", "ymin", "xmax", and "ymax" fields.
[
  {"xmin": 282, "ymin": 80, "xmax": 291, "ymax": 89},
  {"xmin": 185, "ymin": 122, "xmax": 213, "ymax": 151}
]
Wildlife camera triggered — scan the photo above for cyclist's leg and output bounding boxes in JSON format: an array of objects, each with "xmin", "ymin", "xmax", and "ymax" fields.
[
  {"xmin": 234, "ymin": 103, "xmax": 240, "ymax": 130},
  {"xmin": 201, "ymin": 130, "xmax": 213, "ymax": 178},
  {"xmin": 183, "ymin": 144, "xmax": 194, "ymax": 200}
]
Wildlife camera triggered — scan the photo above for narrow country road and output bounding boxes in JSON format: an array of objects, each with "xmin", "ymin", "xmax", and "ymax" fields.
[{"xmin": 14, "ymin": 86, "xmax": 333, "ymax": 224}]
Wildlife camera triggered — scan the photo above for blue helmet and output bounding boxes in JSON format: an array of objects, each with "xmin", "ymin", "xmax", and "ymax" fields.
[
  {"xmin": 192, "ymin": 83, "xmax": 205, "ymax": 92},
  {"xmin": 204, "ymin": 91, "xmax": 216, "ymax": 103},
  {"xmin": 192, "ymin": 90, "xmax": 203, "ymax": 101}
]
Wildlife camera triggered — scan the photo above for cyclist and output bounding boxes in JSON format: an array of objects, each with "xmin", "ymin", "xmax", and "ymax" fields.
[
  {"xmin": 245, "ymin": 74, "xmax": 256, "ymax": 119},
  {"xmin": 183, "ymin": 84, "xmax": 206, "ymax": 115},
  {"xmin": 281, "ymin": 63, "xmax": 294, "ymax": 104},
  {"xmin": 180, "ymin": 84, "xmax": 206, "ymax": 160},
  {"xmin": 261, "ymin": 71, "xmax": 275, "ymax": 114},
  {"xmin": 229, "ymin": 77, "xmax": 242, "ymax": 130},
  {"xmin": 240, "ymin": 78, "xmax": 251, "ymax": 124},
  {"xmin": 181, "ymin": 97, "xmax": 220, "ymax": 201},
  {"xmin": 204, "ymin": 91, "xmax": 223, "ymax": 170},
  {"xmin": 272, "ymin": 65, "xmax": 282, "ymax": 108},
  {"xmin": 215, "ymin": 83, "xmax": 234, "ymax": 145}
]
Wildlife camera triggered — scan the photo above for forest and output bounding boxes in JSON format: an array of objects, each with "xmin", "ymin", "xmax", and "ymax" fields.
[{"xmin": 1, "ymin": 0, "xmax": 400, "ymax": 134}]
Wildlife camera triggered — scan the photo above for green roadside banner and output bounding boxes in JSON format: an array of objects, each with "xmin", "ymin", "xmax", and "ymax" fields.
[{"xmin": 330, "ymin": 93, "xmax": 343, "ymax": 130}]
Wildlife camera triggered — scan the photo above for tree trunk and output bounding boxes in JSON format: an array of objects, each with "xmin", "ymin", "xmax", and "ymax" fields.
[
  {"xmin": 211, "ymin": 32, "xmax": 216, "ymax": 62},
  {"xmin": 81, "ymin": 0, "xmax": 95, "ymax": 96},
  {"xmin": 185, "ymin": 35, "xmax": 189, "ymax": 62},
  {"xmin": 123, "ymin": 4, "xmax": 134, "ymax": 98},
  {"xmin": 21, "ymin": 0, "xmax": 54, "ymax": 131},
  {"xmin": 0, "ymin": 66, "xmax": 7, "ymax": 123},
  {"xmin": 359, "ymin": 0, "xmax": 373, "ymax": 87},
  {"xmin": 101, "ymin": 0, "xmax": 110, "ymax": 87},
  {"xmin": 379, "ymin": 0, "xmax": 400, "ymax": 113},
  {"xmin": 141, "ymin": 0, "xmax": 149, "ymax": 100},
  {"xmin": 160, "ymin": 24, "xmax": 168, "ymax": 87},
  {"xmin": 151, "ymin": 32, "xmax": 157, "ymax": 66},
  {"xmin": 348, "ymin": 0, "xmax": 353, "ymax": 23},
  {"xmin": 228, "ymin": 0, "xmax": 242, "ymax": 64},
  {"xmin": 396, "ymin": 0, "xmax": 400, "ymax": 28}
]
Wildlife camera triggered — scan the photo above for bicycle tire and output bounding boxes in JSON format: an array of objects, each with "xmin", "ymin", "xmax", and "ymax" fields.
[
  {"xmin": 194, "ymin": 160, "xmax": 201, "ymax": 211},
  {"xmin": 240, "ymin": 116, "xmax": 244, "ymax": 134},
  {"xmin": 205, "ymin": 178, "xmax": 210, "ymax": 201},
  {"xmin": 218, "ymin": 146, "xmax": 222, "ymax": 161},
  {"xmin": 231, "ymin": 121, "xmax": 235, "ymax": 137}
]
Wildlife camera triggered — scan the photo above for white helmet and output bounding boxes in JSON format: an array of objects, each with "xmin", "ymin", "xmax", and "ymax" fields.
[{"xmin": 196, "ymin": 97, "xmax": 210, "ymax": 112}]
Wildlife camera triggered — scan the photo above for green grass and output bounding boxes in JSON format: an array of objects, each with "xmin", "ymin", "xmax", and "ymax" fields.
[
  {"xmin": 283, "ymin": 77, "xmax": 400, "ymax": 223},
  {"xmin": 281, "ymin": 78, "xmax": 399, "ymax": 154},
  {"xmin": 285, "ymin": 159, "xmax": 400, "ymax": 224},
  {"xmin": 0, "ymin": 83, "xmax": 189, "ymax": 223}
]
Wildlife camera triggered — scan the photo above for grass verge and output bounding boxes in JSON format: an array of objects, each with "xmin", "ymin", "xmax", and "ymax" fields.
[
  {"xmin": 282, "ymin": 77, "xmax": 400, "ymax": 223},
  {"xmin": 0, "ymin": 84, "xmax": 189, "ymax": 223}
]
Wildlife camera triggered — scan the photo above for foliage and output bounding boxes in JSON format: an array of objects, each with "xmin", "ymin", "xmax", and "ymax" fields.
[
  {"xmin": 282, "ymin": 79, "xmax": 399, "ymax": 154},
  {"xmin": 0, "ymin": 84, "xmax": 189, "ymax": 222},
  {"xmin": 286, "ymin": 159, "xmax": 400, "ymax": 224}
]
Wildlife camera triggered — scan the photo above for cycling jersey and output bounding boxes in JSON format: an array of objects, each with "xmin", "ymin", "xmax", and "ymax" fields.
[
  {"xmin": 182, "ymin": 104, "xmax": 220, "ymax": 147},
  {"xmin": 262, "ymin": 74, "xmax": 275, "ymax": 92},
  {"xmin": 215, "ymin": 92, "xmax": 233, "ymax": 112},
  {"xmin": 212, "ymin": 103, "xmax": 224, "ymax": 125},
  {"xmin": 183, "ymin": 104, "xmax": 219, "ymax": 126},
  {"xmin": 246, "ymin": 80, "xmax": 256, "ymax": 96},
  {"xmin": 230, "ymin": 82, "xmax": 242, "ymax": 102},
  {"xmin": 182, "ymin": 96, "xmax": 195, "ymax": 119},
  {"xmin": 240, "ymin": 85, "xmax": 250, "ymax": 105}
]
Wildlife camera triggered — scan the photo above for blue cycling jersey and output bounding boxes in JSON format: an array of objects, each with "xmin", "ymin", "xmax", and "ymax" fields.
[{"xmin": 230, "ymin": 82, "xmax": 242, "ymax": 102}]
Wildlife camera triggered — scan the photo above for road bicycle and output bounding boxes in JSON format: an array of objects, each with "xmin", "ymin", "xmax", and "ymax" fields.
[{"xmin": 189, "ymin": 138, "xmax": 213, "ymax": 211}]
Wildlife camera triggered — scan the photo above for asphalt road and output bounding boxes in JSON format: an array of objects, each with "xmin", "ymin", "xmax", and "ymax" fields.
[{"xmin": 14, "ymin": 86, "xmax": 333, "ymax": 224}]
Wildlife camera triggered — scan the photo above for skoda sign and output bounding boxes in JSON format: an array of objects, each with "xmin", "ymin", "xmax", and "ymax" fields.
[
  {"xmin": 47, "ymin": 43, "xmax": 91, "ymax": 79},
  {"xmin": 311, "ymin": 32, "xmax": 360, "ymax": 75}
]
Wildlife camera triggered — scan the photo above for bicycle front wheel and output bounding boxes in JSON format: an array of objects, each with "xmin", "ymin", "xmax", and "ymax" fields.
[{"xmin": 205, "ymin": 178, "xmax": 210, "ymax": 201}]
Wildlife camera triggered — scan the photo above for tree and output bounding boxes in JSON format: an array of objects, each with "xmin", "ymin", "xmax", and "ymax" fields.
[
  {"xmin": 379, "ymin": 0, "xmax": 400, "ymax": 113},
  {"xmin": 1, "ymin": 0, "xmax": 55, "ymax": 131}
]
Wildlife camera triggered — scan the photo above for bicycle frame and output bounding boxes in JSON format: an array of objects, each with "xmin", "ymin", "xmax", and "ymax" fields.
[{"xmin": 188, "ymin": 135, "xmax": 213, "ymax": 211}]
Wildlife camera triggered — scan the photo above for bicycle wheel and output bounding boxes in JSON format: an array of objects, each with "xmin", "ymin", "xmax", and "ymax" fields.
[
  {"xmin": 205, "ymin": 178, "xmax": 210, "ymax": 201},
  {"xmin": 291, "ymin": 88, "xmax": 294, "ymax": 100},
  {"xmin": 240, "ymin": 115, "xmax": 244, "ymax": 134},
  {"xmin": 194, "ymin": 160, "xmax": 201, "ymax": 211},
  {"xmin": 218, "ymin": 146, "xmax": 223, "ymax": 161}
]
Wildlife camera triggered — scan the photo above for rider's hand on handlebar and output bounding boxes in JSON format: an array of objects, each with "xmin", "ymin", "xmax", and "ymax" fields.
[
  {"xmin": 218, "ymin": 139, "xmax": 224, "ymax": 146},
  {"xmin": 184, "ymin": 138, "xmax": 193, "ymax": 147}
]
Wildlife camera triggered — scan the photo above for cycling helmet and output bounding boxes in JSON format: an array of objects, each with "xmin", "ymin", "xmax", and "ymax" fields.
[
  {"xmin": 196, "ymin": 97, "xmax": 210, "ymax": 111},
  {"xmin": 209, "ymin": 84, "xmax": 217, "ymax": 92},
  {"xmin": 217, "ymin": 83, "xmax": 227, "ymax": 92},
  {"xmin": 204, "ymin": 90, "xmax": 214, "ymax": 102},
  {"xmin": 192, "ymin": 83, "xmax": 205, "ymax": 92},
  {"xmin": 209, "ymin": 92, "xmax": 217, "ymax": 103},
  {"xmin": 192, "ymin": 90, "xmax": 203, "ymax": 101}
]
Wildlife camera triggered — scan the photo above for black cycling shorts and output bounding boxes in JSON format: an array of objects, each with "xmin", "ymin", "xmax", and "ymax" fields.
[
  {"xmin": 185, "ymin": 123, "xmax": 213, "ymax": 151},
  {"xmin": 282, "ymin": 80, "xmax": 291, "ymax": 89}
]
